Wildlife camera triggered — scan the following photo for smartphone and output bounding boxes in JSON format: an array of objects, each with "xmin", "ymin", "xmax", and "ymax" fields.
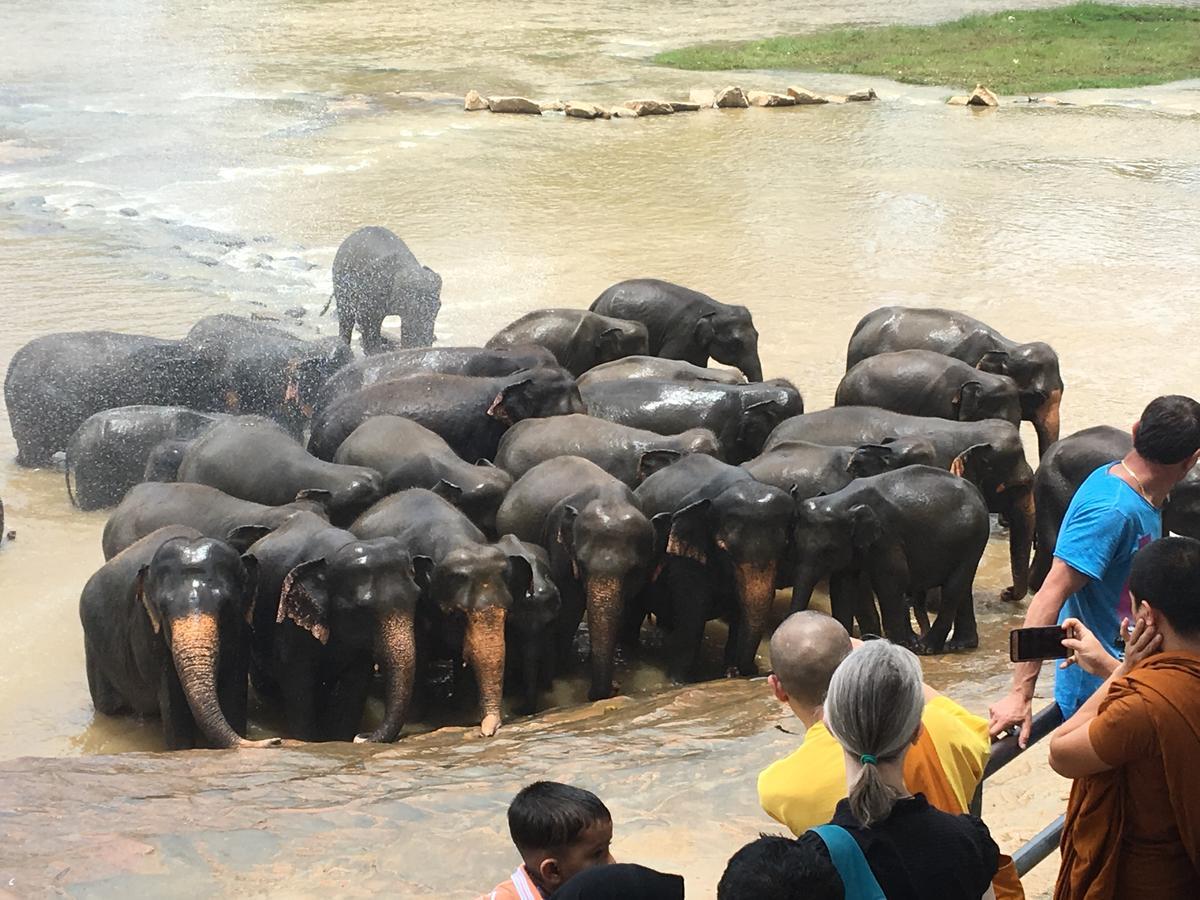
[{"xmin": 1009, "ymin": 625, "xmax": 1069, "ymax": 662}]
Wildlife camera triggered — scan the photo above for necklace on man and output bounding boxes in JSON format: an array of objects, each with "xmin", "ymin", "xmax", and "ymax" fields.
[{"xmin": 1120, "ymin": 460, "xmax": 1153, "ymax": 505}]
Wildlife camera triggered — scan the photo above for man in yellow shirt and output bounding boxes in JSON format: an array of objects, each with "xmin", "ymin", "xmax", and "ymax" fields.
[{"xmin": 758, "ymin": 611, "xmax": 1023, "ymax": 900}]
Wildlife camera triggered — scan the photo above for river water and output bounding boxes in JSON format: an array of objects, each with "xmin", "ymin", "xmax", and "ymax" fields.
[{"xmin": 2, "ymin": 0, "xmax": 1199, "ymax": 894}]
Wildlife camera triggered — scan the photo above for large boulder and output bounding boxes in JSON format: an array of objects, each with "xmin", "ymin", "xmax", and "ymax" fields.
[
  {"xmin": 967, "ymin": 84, "xmax": 999, "ymax": 107},
  {"xmin": 539, "ymin": 100, "xmax": 566, "ymax": 112},
  {"xmin": 488, "ymin": 96, "xmax": 543, "ymax": 115},
  {"xmin": 669, "ymin": 101, "xmax": 702, "ymax": 112},
  {"xmin": 714, "ymin": 86, "xmax": 749, "ymax": 108},
  {"xmin": 786, "ymin": 86, "xmax": 829, "ymax": 105},
  {"xmin": 464, "ymin": 90, "xmax": 489, "ymax": 112},
  {"xmin": 846, "ymin": 89, "xmax": 878, "ymax": 102},
  {"xmin": 565, "ymin": 102, "xmax": 609, "ymax": 120},
  {"xmin": 748, "ymin": 91, "xmax": 795, "ymax": 108},
  {"xmin": 624, "ymin": 99, "xmax": 675, "ymax": 116}
]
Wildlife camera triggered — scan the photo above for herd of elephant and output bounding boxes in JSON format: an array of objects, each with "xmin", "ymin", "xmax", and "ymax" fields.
[{"xmin": 8, "ymin": 228, "xmax": 1198, "ymax": 751}]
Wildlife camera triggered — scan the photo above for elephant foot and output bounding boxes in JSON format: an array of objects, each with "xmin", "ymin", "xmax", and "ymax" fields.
[
  {"xmin": 1000, "ymin": 585, "xmax": 1027, "ymax": 603},
  {"xmin": 587, "ymin": 681, "xmax": 619, "ymax": 702},
  {"xmin": 480, "ymin": 714, "xmax": 502, "ymax": 737},
  {"xmin": 236, "ymin": 737, "xmax": 283, "ymax": 749},
  {"xmin": 946, "ymin": 633, "xmax": 980, "ymax": 652}
]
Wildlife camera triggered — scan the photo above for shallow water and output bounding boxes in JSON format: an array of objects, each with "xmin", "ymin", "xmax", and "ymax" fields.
[{"xmin": 2, "ymin": 0, "xmax": 1199, "ymax": 893}]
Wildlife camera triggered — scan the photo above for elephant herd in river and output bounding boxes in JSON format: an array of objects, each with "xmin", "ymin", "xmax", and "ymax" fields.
[{"xmin": 7, "ymin": 229, "xmax": 1200, "ymax": 750}]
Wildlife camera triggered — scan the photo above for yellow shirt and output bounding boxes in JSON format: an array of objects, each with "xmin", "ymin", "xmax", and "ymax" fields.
[{"xmin": 757, "ymin": 695, "xmax": 990, "ymax": 835}]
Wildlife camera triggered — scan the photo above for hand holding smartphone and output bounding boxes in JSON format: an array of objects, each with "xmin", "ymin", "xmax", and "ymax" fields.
[{"xmin": 1009, "ymin": 625, "xmax": 1069, "ymax": 662}]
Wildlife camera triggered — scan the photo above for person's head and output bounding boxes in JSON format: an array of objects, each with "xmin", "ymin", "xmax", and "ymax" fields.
[
  {"xmin": 1129, "ymin": 536, "xmax": 1200, "ymax": 646},
  {"xmin": 767, "ymin": 611, "xmax": 853, "ymax": 726},
  {"xmin": 507, "ymin": 781, "xmax": 614, "ymax": 892},
  {"xmin": 824, "ymin": 640, "xmax": 925, "ymax": 826},
  {"xmin": 1132, "ymin": 395, "xmax": 1200, "ymax": 480},
  {"xmin": 551, "ymin": 863, "xmax": 685, "ymax": 900},
  {"xmin": 718, "ymin": 834, "xmax": 844, "ymax": 900}
]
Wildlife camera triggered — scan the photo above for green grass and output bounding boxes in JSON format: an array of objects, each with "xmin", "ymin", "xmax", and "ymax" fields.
[{"xmin": 653, "ymin": 3, "xmax": 1200, "ymax": 94}]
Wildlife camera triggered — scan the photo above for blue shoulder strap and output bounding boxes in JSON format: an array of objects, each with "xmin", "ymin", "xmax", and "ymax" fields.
[{"xmin": 810, "ymin": 824, "xmax": 887, "ymax": 900}]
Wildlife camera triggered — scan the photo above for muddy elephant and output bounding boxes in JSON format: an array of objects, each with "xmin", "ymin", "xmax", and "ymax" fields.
[
  {"xmin": 66, "ymin": 406, "xmax": 227, "ymax": 510},
  {"xmin": 633, "ymin": 454, "xmax": 792, "ymax": 681},
  {"xmin": 743, "ymin": 437, "xmax": 937, "ymax": 501},
  {"xmin": 308, "ymin": 369, "xmax": 584, "ymax": 463},
  {"xmin": 327, "ymin": 226, "xmax": 443, "ymax": 353},
  {"xmin": 184, "ymin": 314, "xmax": 351, "ymax": 436},
  {"xmin": 4, "ymin": 331, "xmax": 221, "ymax": 467},
  {"xmin": 576, "ymin": 356, "xmax": 745, "ymax": 390},
  {"xmin": 792, "ymin": 467, "xmax": 991, "ymax": 653},
  {"xmin": 334, "ymin": 416, "xmax": 513, "ymax": 536},
  {"xmin": 495, "ymin": 457, "xmax": 655, "ymax": 702},
  {"xmin": 351, "ymin": 489, "xmax": 528, "ymax": 736},
  {"xmin": 495, "ymin": 414, "xmax": 720, "ymax": 485},
  {"xmin": 241, "ymin": 513, "xmax": 419, "ymax": 742},
  {"xmin": 590, "ymin": 279, "xmax": 763, "ymax": 382},
  {"xmin": 846, "ymin": 307, "xmax": 1064, "ymax": 457},
  {"xmin": 836, "ymin": 350, "xmax": 1021, "ymax": 426},
  {"xmin": 580, "ymin": 378, "xmax": 803, "ymax": 464},
  {"xmin": 767, "ymin": 407, "xmax": 1034, "ymax": 602},
  {"xmin": 102, "ymin": 482, "xmax": 327, "ymax": 560},
  {"xmin": 80, "ymin": 526, "xmax": 273, "ymax": 750},
  {"xmin": 485, "ymin": 309, "xmax": 649, "ymax": 377},
  {"xmin": 315, "ymin": 345, "xmax": 559, "ymax": 414},
  {"xmin": 495, "ymin": 534, "xmax": 562, "ymax": 716},
  {"xmin": 178, "ymin": 418, "xmax": 383, "ymax": 524}
]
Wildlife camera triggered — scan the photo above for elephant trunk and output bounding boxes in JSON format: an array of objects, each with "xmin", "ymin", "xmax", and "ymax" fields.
[
  {"xmin": 1032, "ymin": 389, "xmax": 1063, "ymax": 458},
  {"xmin": 464, "ymin": 605, "xmax": 507, "ymax": 736},
  {"xmin": 1005, "ymin": 485, "xmax": 1035, "ymax": 603},
  {"xmin": 739, "ymin": 355, "xmax": 764, "ymax": 383},
  {"xmin": 169, "ymin": 613, "xmax": 253, "ymax": 749},
  {"xmin": 357, "ymin": 609, "xmax": 416, "ymax": 743},
  {"xmin": 732, "ymin": 561, "xmax": 778, "ymax": 676},
  {"xmin": 790, "ymin": 568, "xmax": 820, "ymax": 615},
  {"xmin": 585, "ymin": 575, "xmax": 623, "ymax": 702}
]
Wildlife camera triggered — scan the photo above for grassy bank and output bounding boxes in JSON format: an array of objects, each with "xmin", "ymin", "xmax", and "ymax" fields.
[{"xmin": 654, "ymin": 3, "xmax": 1200, "ymax": 94}]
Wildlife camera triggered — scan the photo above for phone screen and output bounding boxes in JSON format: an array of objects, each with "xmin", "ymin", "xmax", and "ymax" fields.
[{"xmin": 1009, "ymin": 626, "xmax": 1069, "ymax": 662}]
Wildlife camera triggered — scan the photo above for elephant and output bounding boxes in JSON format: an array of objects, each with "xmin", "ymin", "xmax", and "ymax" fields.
[
  {"xmin": 742, "ymin": 437, "xmax": 937, "ymax": 501},
  {"xmin": 495, "ymin": 414, "xmax": 721, "ymax": 486},
  {"xmin": 579, "ymin": 378, "xmax": 804, "ymax": 464},
  {"xmin": 846, "ymin": 307, "xmax": 1064, "ymax": 457},
  {"xmin": 485, "ymin": 309, "xmax": 650, "ymax": 377},
  {"xmin": 241, "ymin": 512, "xmax": 420, "ymax": 742},
  {"xmin": 79, "ymin": 525, "xmax": 273, "ymax": 750},
  {"xmin": 308, "ymin": 369, "xmax": 585, "ymax": 464},
  {"xmin": 575, "ymin": 356, "xmax": 745, "ymax": 390},
  {"xmin": 184, "ymin": 315, "xmax": 351, "ymax": 436},
  {"xmin": 632, "ymin": 454, "xmax": 793, "ymax": 682},
  {"xmin": 66, "ymin": 406, "xmax": 227, "ymax": 510},
  {"xmin": 766, "ymin": 407, "xmax": 1034, "ymax": 602},
  {"xmin": 327, "ymin": 226, "xmax": 443, "ymax": 353},
  {"xmin": 589, "ymin": 279, "xmax": 763, "ymax": 382},
  {"xmin": 4, "ymin": 331, "xmax": 221, "ymax": 467},
  {"xmin": 178, "ymin": 418, "xmax": 383, "ymax": 524},
  {"xmin": 791, "ymin": 467, "xmax": 991, "ymax": 653},
  {"xmin": 314, "ymin": 345, "xmax": 559, "ymax": 414},
  {"xmin": 835, "ymin": 350, "xmax": 1021, "ymax": 427},
  {"xmin": 495, "ymin": 534, "xmax": 562, "ymax": 716},
  {"xmin": 102, "ymin": 482, "xmax": 328, "ymax": 560},
  {"xmin": 351, "ymin": 489, "xmax": 529, "ymax": 736},
  {"xmin": 495, "ymin": 456, "xmax": 655, "ymax": 702},
  {"xmin": 334, "ymin": 416, "xmax": 513, "ymax": 536}
]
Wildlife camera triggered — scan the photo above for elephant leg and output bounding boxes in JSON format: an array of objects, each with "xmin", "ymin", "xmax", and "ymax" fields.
[
  {"xmin": 553, "ymin": 581, "xmax": 587, "ymax": 670},
  {"xmin": 1002, "ymin": 486, "xmax": 1035, "ymax": 602},
  {"xmin": 939, "ymin": 569, "xmax": 980, "ymax": 653},
  {"xmin": 217, "ymin": 624, "xmax": 251, "ymax": 737},
  {"xmin": 85, "ymin": 639, "xmax": 126, "ymax": 715},
  {"xmin": 867, "ymin": 552, "xmax": 920, "ymax": 650},
  {"xmin": 515, "ymin": 633, "xmax": 544, "ymax": 717},
  {"xmin": 827, "ymin": 570, "xmax": 856, "ymax": 634},
  {"xmin": 618, "ymin": 583, "xmax": 652, "ymax": 654},
  {"xmin": 357, "ymin": 304, "xmax": 389, "ymax": 355},
  {"xmin": 321, "ymin": 663, "xmax": 372, "ymax": 741},
  {"xmin": 337, "ymin": 297, "xmax": 356, "ymax": 345},
  {"xmin": 664, "ymin": 559, "xmax": 710, "ymax": 683},
  {"xmin": 159, "ymin": 667, "xmax": 197, "ymax": 750},
  {"xmin": 911, "ymin": 590, "xmax": 932, "ymax": 638}
]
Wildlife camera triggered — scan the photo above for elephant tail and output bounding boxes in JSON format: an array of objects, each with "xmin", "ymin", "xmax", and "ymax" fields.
[
  {"xmin": 320, "ymin": 294, "xmax": 333, "ymax": 316},
  {"xmin": 65, "ymin": 450, "xmax": 78, "ymax": 509}
]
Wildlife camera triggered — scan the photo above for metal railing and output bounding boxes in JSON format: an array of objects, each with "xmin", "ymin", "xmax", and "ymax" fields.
[{"xmin": 969, "ymin": 704, "xmax": 1066, "ymax": 877}]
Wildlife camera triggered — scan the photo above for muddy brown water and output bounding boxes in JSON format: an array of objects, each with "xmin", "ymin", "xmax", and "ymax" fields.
[{"xmin": 2, "ymin": 0, "xmax": 1200, "ymax": 895}]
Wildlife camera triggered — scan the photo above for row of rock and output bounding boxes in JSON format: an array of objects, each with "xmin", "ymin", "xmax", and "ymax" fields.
[
  {"xmin": 464, "ymin": 85, "xmax": 878, "ymax": 119},
  {"xmin": 946, "ymin": 84, "xmax": 1070, "ymax": 108}
]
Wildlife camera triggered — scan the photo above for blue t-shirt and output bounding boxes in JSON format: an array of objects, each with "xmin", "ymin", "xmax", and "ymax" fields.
[{"xmin": 1052, "ymin": 462, "xmax": 1160, "ymax": 717}]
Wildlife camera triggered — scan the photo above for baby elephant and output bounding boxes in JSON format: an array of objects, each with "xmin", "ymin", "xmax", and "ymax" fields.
[
  {"xmin": 576, "ymin": 356, "xmax": 745, "ymax": 390},
  {"xmin": 486, "ymin": 309, "xmax": 649, "ymax": 377}
]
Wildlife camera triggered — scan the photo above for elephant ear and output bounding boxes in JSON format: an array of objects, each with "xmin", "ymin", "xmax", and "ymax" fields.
[
  {"xmin": 976, "ymin": 351, "xmax": 1010, "ymax": 376},
  {"xmin": 239, "ymin": 554, "xmax": 259, "ymax": 626},
  {"xmin": 475, "ymin": 458, "xmax": 497, "ymax": 468},
  {"xmin": 278, "ymin": 559, "xmax": 331, "ymax": 644},
  {"xmin": 594, "ymin": 327, "xmax": 625, "ymax": 359},
  {"xmin": 693, "ymin": 312, "xmax": 716, "ymax": 348},
  {"xmin": 737, "ymin": 399, "xmax": 782, "ymax": 446},
  {"xmin": 666, "ymin": 499, "xmax": 712, "ymax": 564},
  {"xmin": 431, "ymin": 479, "xmax": 463, "ymax": 503},
  {"xmin": 950, "ymin": 442, "xmax": 993, "ymax": 484},
  {"xmin": 135, "ymin": 565, "xmax": 162, "ymax": 635},
  {"xmin": 486, "ymin": 378, "xmax": 534, "ymax": 426},
  {"xmin": 504, "ymin": 549, "xmax": 535, "ymax": 600},
  {"xmin": 637, "ymin": 449, "xmax": 681, "ymax": 483},
  {"xmin": 295, "ymin": 488, "xmax": 334, "ymax": 506},
  {"xmin": 225, "ymin": 524, "xmax": 273, "ymax": 553},
  {"xmin": 849, "ymin": 504, "xmax": 883, "ymax": 551},
  {"xmin": 952, "ymin": 381, "xmax": 985, "ymax": 421},
  {"xmin": 847, "ymin": 443, "xmax": 895, "ymax": 477}
]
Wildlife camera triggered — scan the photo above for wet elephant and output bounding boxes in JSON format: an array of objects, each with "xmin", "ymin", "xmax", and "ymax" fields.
[
  {"xmin": 576, "ymin": 356, "xmax": 745, "ymax": 390},
  {"xmin": 242, "ymin": 513, "xmax": 420, "ymax": 742},
  {"xmin": 495, "ymin": 457, "xmax": 655, "ymax": 702},
  {"xmin": 308, "ymin": 369, "xmax": 585, "ymax": 464},
  {"xmin": 835, "ymin": 350, "xmax": 1021, "ymax": 426},
  {"xmin": 767, "ymin": 407, "xmax": 1034, "ymax": 602},
  {"xmin": 66, "ymin": 406, "xmax": 227, "ymax": 510},
  {"xmin": 742, "ymin": 437, "xmax": 937, "ymax": 501},
  {"xmin": 495, "ymin": 414, "xmax": 720, "ymax": 485},
  {"xmin": 846, "ymin": 307, "xmax": 1064, "ymax": 457},
  {"xmin": 633, "ymin": 454, "xmax": 792, "ymax": 681},
  {"xmin": 178, "ymin": 418, "xmax": 383, "ymax": 524},
  {"xmin": 333, "ymin": 416, "xmax": 513, "ymax": 536},
  {"xmin": 102, "ymin": 482, "xmax": 327, "ymax": 560},
  {"xmin": 579, "ymin": 378, "xmax": 803, "ymax": 464},
  {"xmin": 791, "ymin": 467, "xmax": 991, "ymax": 653},
  {"xmin": 351, "ymin": 489, "xmax": 528, "ymax": 736},
  {"xmin": 80, "ymin": 526, "xmax": 273, "ymax": 750},
  {"xmin": 495, "ymin": 534, "xmax": 562, "ymax": 716},
  {"xmin": 327, "ymin": 226, "xmax": 443, "ymax": 353},
  {"xmin": 590, "ymin": 279, "xmax": 763, "ymax": 381},
  {"xmin": 485, "ymin": 309, "xmax": 649, "ymax": 377}
]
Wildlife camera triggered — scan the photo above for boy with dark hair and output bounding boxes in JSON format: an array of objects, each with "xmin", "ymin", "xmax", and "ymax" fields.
[
  {"xmin": 718, "ymin": 834, "xmax": 844, "ymax": 900},
  {"xmin": 478, "ymin": 781, "xmax": 614, "ymax": 900}
]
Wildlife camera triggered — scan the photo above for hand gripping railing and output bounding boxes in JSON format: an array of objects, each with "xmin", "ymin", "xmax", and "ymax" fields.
[{"xmin": 969, "ymin": 704, "xmax": 1065, "ymax": 877}]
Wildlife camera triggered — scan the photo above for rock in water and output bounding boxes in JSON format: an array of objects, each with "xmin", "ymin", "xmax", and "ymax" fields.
[
  {"xmin": 669, "ymin": 101, "xmax": 702, "ymax": 112},
  {"xmin": 846, "ymin": 89, "xmax": 878, "ymax": 102},
  {"xmin": 748, "ymin": 91, "xmax": 795, "ymax": 107},
  {"xmin": 610, "ymin": 106, "xmax": 640, "ymax": 119},
  {"xmin": 786, "ymin": 87, "xmax": 829, "ymax": 105},
  {"xmin": 539, "ymin": 100, "xmax": 565, "ymax": 112},
  {"xmin": 464, "ymin": 90, "xmax": 489, "ymax": 111},
  {"xmin": 946, "ymin": 96, "xmax": 970, "ymax": 106},
  {"xmin": 488, "ymin": 96, "xmax": 543, "ymax": 115},
  {"xmin": 623, "ymin": 99, "xmax": 675, "ymax": 116},
  {"xmin": 565, "ymin": 102, "xmax": 606, "ymax": 120},
  {"xmin": 967, "ymin": 84, "xmax": 999, "ymax": 107},
  {"xmin": 714, "ymin": 86, "xmax": 749, "ymax": 108}
]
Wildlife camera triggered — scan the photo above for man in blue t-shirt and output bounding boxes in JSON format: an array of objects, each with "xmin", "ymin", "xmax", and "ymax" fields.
[{"xmin": 989, "ymin": 395, "xmax": 1200, "ymax": 746}]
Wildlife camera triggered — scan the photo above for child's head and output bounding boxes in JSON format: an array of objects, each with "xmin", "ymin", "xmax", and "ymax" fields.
[{"xmin": 507, "ymin": 781, "xmax": 614, "ymax": 892}]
